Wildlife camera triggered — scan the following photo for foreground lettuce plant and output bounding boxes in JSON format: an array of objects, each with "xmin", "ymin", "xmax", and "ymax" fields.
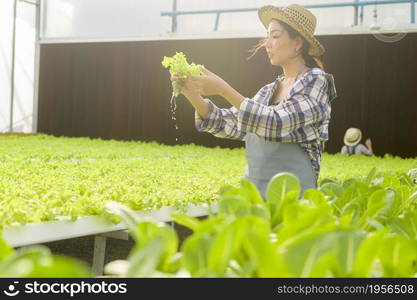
[
  {"xmin": 104, "ymin": 171, "xmax": 417, "ymax": 278},
  {"xmin": 0, "ymin": 233, "xmax": 90, "ymax": 277}
]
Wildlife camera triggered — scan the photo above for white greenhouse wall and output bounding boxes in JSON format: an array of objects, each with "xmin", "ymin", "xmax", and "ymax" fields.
[
  {"xmin": 13, "ymin": 1, "xmax": 36, "ymax": 133},
  {"xmin": 0, "ymin": 0, "xmax": 13, "ymax": 132},
  {"xmin": 0, "ymin": 0, "xmax": 37, "ymax": 133}
]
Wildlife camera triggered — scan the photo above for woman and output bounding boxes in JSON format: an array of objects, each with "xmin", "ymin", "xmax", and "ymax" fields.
[{"xmin": 171, "ymin": 4, "xmax": 337, "ymax": 200}]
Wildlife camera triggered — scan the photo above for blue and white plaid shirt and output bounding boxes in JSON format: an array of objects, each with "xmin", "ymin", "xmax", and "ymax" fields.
[{"xmin": 195, "ymin": 67, "xmax": 337, "ymax": 180}]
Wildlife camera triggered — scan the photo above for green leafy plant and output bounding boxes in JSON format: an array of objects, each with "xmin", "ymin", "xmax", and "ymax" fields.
[
  {"xmin": 161, "ymin": 52, "xmax": 204, "ymax": 96},
  {"xmin": 104, "ymin": 172, "xmax": 417, "ymax": 278},
  {"xmin": 0, "ymin": 233, "xmax": 90, "ymax": 277},
  {"xmin": 0, "ymin": 134, "xmax": 415, "ymax": 231}
]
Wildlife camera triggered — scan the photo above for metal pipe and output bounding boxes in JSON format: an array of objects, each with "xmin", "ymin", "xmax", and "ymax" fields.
[
  {"xmin": 32, "ymin": 0, "xmax": 41, "ymax": 133},
  {"xmin": 354, "ymin": 0, "xmax": 360, "ymax": 25},
  {"xmin": 162, "ymin": 7, "xmax": 264, "ymax": 16},
  {"xmin": 161, "ymin": 0, "xmax": 414, "ymax": 29},
  {"xmin": 161, "ymin": 0, "xmax": 414, "ymax": 16},
  {"xmin": 171, "ymin": 0, "xmax": 177, "ymax": 33},
  {"xmin": 9, "ymin": 0, "xmax": 17, "ymax": 132},
  {"xmin": 19, "ymin": 0, "xmax": 37, "ymax": 4},
  {"xmin": 214, "ymin": 12, "xmax": 220, "ymax": 31}
]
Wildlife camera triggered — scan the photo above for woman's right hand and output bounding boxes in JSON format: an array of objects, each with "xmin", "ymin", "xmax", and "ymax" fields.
[
  {"xmin": 170, "ymin": 73, "xmax": 201, "ymax": 98},
  {"xmin": 170, "ymin": 73, "xmax": 209, "ymax": 119}
]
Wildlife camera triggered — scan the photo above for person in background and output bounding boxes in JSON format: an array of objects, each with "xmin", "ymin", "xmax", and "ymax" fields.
[{"xmin": 340, "ymin": 127, "xmax": 373, "ymax": 156}]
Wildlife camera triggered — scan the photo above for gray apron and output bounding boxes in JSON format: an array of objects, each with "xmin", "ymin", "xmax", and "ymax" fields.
[{"xmin": 242, "ymin": 132, "xmax": 317, "ymax": 201}]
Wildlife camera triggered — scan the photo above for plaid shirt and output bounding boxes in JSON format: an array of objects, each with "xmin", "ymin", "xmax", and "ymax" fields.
[{"xmin": 195, "ymin": 67, "xmax": 337, "ymax": 180}]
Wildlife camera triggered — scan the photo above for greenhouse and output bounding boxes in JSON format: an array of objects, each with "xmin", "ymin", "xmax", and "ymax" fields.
[{"xmin": 0, "ymin": 0, "xmax": 417, "ymax": 289}]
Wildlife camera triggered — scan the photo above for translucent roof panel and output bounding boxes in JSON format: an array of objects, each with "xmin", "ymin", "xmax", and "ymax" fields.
[
  {"xmin": 41, "ymin": 0, "xmax": 417, "ymax": 41},
  {"xmin": 41, "ymin": 0, "xmax": 171, "ymax": 39}
]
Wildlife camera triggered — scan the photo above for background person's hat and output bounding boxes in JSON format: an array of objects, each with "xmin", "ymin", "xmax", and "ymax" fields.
[
  {"xmin": 344, "ymin": 128, "xmax": 362, "ymax": 146},
  {"xmin": 258, "ymin": 4, "xmax": 325, "ymax": 56}
]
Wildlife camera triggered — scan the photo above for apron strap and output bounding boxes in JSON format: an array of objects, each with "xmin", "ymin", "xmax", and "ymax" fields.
[{"xmin": 347, "ymin": 145, "xmax": 357, "ymax": 155}]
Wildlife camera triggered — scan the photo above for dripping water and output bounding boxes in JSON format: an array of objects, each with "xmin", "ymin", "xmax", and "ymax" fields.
[{"xmin": 170, "ymin": 93, "xmax": 180, "ymax": 143}]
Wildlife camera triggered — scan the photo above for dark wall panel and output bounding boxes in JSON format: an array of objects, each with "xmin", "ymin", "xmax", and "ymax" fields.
[{"xmin": 38, "ymin": 33, "xmax": 417, "ymax": 157}]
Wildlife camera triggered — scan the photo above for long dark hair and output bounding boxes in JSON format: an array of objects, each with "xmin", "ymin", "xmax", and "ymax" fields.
[{"xmin": 247, "ymin": 19, "xmax": 325, "ymax": 70}]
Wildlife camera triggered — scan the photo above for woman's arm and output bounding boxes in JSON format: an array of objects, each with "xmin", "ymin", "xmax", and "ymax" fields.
[
  {"xmin": 213, "ymin": 72, "xmax": 333, "ymax": 142},
  {"xmin": 182, "ymin": 91, "xmax": 246, "ymax": 141},
  {"xmin": 183, "ymin": 91, "xmax": 209, "ymax": 119},
  {"xmin": 193, "ymin": 81, "xmax": 272, "ymax": 141},
  {"xmin": 172, "ymin": 72, "xmax": 247, "ymax": 141},
  {"xmin": 193, "ymin": 98, "xmax": 246, "ymax": 141},
  {"xmin": 219, "ymin": 83, "xmax": 246, "ymax": 110}
]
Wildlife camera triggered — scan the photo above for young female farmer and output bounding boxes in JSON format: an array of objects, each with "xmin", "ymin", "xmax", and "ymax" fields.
[{"xmin": 171, "ymin": 4, "xmax": 337, "ymax": 200}]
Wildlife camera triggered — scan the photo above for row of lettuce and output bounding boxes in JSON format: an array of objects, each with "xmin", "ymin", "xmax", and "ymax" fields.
[
  {"xmin": 1, "ymin": 168, "xmax": 416, "ymax": 277},
  {"xmin": 0, "ymin": 134, "xmax": 244, "ymax": 228},
  {"xmin": 0, "ymin": 134, "xmax": 416, "ymax": 229}
]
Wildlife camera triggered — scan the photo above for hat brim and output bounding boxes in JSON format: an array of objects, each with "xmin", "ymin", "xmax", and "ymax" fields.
[
  {"xmin": 258, "ymin": 5, "xmax": 325, "ymax": 57},
  {"xmin": 344, "ymin": 131, "xmax": 362, "ymax": 146}
]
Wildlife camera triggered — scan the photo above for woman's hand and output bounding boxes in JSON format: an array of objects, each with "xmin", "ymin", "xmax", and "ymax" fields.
[
  {"xmin": 171, "ymin": 66, "xmax": 228, "ymax": 97},
  {"xmin": 170, "ymin": 66, "xmax": 245, "ymax": 111},
  {"xmin": 170, "ymin": 73, "xmax": 200, "ymax": 98},
  {"xmin": 188, "ymin": 66, "xmax": 228, "ymax": 96},
  {"xmin": 170, "ymin": 72, "xmax": 210, "ymax": 119}
]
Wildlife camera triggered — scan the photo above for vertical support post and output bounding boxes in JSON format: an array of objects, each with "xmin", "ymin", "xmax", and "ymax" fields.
[
  {"xmin": 9, "ymin": 0, "xmax": 17, "ymax": 132},
  {"xmin": 411, "ymin": 0, "xmax": 416, "ymax": 24},
  {"xmin": 214, "ymin": 12, "xmax": 220, "ymax": 31},
  {"xmin": 354, "ymin": 0, "xmax": 359, "ymax": 26},
  {"xmin": 171, "ymin": 0, "xmax": 177, "ymax": 33},
  {"xmin": 92, "ymin": 235, "xmax": 107, "ymax": 276},
  {"xmin": 32, "ymin": 0, "xmax": 41, "ymax": 133}
]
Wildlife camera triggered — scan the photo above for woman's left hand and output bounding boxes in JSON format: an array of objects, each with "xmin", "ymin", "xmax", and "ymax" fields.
[{"xmin": 185, "ymin": 65, "xmax": 228, "ymax": 96}]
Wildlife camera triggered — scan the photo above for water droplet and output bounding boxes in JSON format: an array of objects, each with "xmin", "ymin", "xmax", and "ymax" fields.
[{"xmin": 170, "ymin": 93, "xmax": 180, "ymax": 144}]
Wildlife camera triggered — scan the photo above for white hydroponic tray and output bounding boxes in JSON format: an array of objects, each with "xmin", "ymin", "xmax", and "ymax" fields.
[{"xmin": 4, "ymin": 203, "xmax": 219, "ymax": 248}]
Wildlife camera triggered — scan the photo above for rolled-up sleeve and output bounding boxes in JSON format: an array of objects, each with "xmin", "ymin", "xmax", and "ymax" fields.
[
  {"xmin": 195, "ymin": 98, "xmax": 246, "ymax": 141},
  {"xmin": 237, "ymin": 74, "xmax": 329, "ymax": 141}
]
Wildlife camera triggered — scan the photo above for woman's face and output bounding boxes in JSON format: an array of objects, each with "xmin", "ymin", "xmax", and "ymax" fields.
[{"xmin": 265, "ymin": 19, "xmax": 301, "ymax": 66}]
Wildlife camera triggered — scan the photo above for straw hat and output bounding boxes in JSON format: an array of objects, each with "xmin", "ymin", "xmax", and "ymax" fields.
[
  {"xmin": 344, "ymin": 128, "xmax": 362, "ymax": 146},
  {"xmin": 258, "ymin": 4, "xmax": 325, "ymax": 56}
]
